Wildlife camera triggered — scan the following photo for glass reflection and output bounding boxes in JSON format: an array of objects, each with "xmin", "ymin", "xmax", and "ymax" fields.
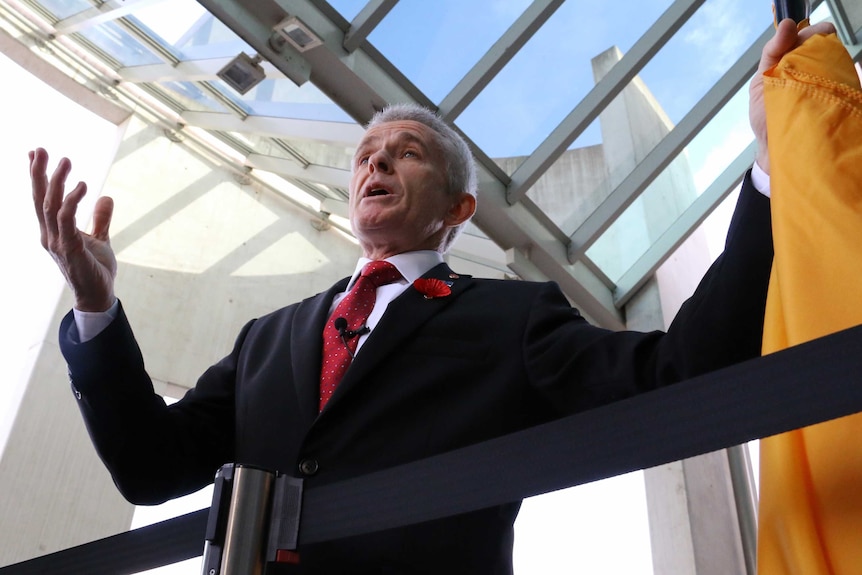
[
  {"xmin": 156, "ymin": 81, "xmax": 229, "ymax": 113},
  {"xmin": 638, "ymin": 0, "xmax": 764, "ymax": 127},
  {"xmin": 326, "ymin": 0, "xmax": 365, "ymax": 22},
  {"xmin": 78, "ymin": 21, "xmax": 162, "ymax": 67},
  {"xmin": 584, "ymin": 0, "xmax": 834, "ymax": 282},
  {"xmin": 127, "ymin": 0, "xmax": 207, "ymax": 46},
  {"xmin": 458, "ymin": 0, "xmax": 673, "ymax": 163},
  {"xmin": 234, "ymin": 132, "xmax": 354, "ymax": 173},
  {"xmin": 211, "ymin": 79, "xmax": 353, "ymax": 123},
  {"xmin": 38, "ymin": 0, "xmax": 91, "ymax": 20},
  {"xmin": 510, "ymin": 119, "xmax": 605, "ymax": 230},
  {"xmin": 175, "ymin": 13, "xmax": 255, "ymax": 60},
  {"xmin": 369, "ymin": 0, "xmax": 532, "ymax": 103}
]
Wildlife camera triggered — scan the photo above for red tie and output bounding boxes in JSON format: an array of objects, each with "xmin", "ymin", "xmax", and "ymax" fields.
[{"xmin": 319, "ymin": 261, "xmax": 402, "ymax": 410}]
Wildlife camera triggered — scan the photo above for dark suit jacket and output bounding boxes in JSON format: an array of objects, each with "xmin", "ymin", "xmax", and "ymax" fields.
[{"xmin": 61, "ymin": 176, "xmax": 773, "ymax": 574}]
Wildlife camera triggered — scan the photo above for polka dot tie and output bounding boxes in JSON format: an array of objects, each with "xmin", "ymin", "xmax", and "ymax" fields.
[{"xmin": 319, "ymin": 261, "xmax": 402, "ymax": 410}]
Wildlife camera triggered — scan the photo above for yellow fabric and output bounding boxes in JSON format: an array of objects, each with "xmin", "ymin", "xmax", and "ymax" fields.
[{"xmin": 757, "ymin": 33, "xmax": 862, "ymax": 575}]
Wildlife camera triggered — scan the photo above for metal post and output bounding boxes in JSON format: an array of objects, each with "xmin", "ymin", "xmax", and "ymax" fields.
[
  {"xmin": 727, "ymin": 445, "xmax": 759, "ymax": 575},
  {"xmin": 201, "ymin": 464, "xmax": 276, "ymax": 575},
  {"xmin": 220, "ymin": 466, "xmax": 276, "ymax": 575}
]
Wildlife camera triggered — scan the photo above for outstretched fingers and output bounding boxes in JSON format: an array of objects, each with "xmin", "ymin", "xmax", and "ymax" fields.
[
  {"xmin": 55, "ymin": 180, "xmax": 88, "ymax": 255},
  {"xmin": 51, "ymin": 157, "xmax": 91, "ymax": 261},
  {"xmin": 29, "ymin": 148, "xmax": 51, "ymax": 247},
  {"xmin": 90, "ymin": 196, "xmax": 114, "ymax": 242}
]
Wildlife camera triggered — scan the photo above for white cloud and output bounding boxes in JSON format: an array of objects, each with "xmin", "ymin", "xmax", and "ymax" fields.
[
  {"xmin": 684, "ymin": 0, "xmax": 756, "ymax": 73},
  {"xmin": 692, "ymin": 120, "xmax": 753, "ymax": 191}
]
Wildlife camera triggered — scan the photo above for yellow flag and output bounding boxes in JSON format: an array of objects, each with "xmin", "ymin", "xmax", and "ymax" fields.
[{"xmin": 757, "ymin": 32, "xmax": 862, "ymax": 575}]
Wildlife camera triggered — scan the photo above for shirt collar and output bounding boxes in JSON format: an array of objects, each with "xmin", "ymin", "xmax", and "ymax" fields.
[{"xmin": 349, "ymin": 251, "xmax": 444, "ymax": 289}]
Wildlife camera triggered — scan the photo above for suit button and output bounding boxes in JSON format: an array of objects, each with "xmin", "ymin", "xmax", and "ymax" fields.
[{"xmin": 299, "ymin": 459, "xmax": 319, "ymax": 476}]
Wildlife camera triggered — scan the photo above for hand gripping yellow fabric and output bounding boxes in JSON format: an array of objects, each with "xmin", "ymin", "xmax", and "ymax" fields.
[{"xmin": 757, "ymin": 32, "xmax": 862, "ymax": 575}]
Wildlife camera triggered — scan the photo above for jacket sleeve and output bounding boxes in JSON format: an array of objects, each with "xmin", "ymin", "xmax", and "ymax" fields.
[
  {"xmin": 524, "ymin": 171, "xmax": 773, "ymax": 412},
  {"xmin": 60, "ymin": 301, "xmax": 249, "ymax": 504}
]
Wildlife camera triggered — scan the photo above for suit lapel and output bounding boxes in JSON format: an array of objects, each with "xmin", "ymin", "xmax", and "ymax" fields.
[
  {"xmin": 290, "ymin": 277, "xmax": 349, "ymax": 428},
  {"xmin": 322, "ymin": 263, "xmax": 473, "ymax": 410}
]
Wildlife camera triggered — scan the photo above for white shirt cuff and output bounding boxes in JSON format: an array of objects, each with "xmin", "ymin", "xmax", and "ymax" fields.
[
  {"xmin": 73, "ymin": 299, "xmax": 119, "ymax": 343},
  {"xmin": 751, "ymin": 161, "xmax": 771, "ymax": 198}
]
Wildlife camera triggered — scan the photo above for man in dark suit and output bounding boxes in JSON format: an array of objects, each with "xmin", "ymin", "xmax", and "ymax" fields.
[{"xmin": 29, "ymin": 20, "xmax": 832, "ymax": 574}]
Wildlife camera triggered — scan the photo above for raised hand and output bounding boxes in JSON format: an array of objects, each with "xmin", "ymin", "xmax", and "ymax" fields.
[
  {"xmin": 749, "ymin": 18, "xmax": 837, "ymax": 175},
  {"xmin": 30, "ymin": 148, "xmax": 117, "ymax": 312}
]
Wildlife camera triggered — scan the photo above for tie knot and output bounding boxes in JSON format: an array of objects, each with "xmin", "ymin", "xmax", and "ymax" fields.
[{"xmin": 360, "ymin": 260, "xmax": 402, "ymax": 288}]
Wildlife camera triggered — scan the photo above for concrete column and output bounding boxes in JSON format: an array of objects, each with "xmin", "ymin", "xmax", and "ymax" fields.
[
  {"xmin": 602, "ymin": 42, "xmax": 749, "ymax": 575},
  {"xmin": 0, "ymin": 114, "xmax": 360, "ymax": 565}
]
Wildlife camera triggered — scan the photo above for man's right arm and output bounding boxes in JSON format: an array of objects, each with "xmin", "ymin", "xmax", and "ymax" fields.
[
  {"xmin": 70, "ymin": 299, "xmax": 119, "ymax": 343},
  {"xmin": 31, "ymin": 149, "xmax": 233, "ymax": 504},
  {"xmin": 61, "ymin": 301, "xmax": 238, "ymax": 504}
]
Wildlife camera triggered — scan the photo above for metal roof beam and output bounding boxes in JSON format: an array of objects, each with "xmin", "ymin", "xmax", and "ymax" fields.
[
  {"xmin": 566, "ymin": 24, "xmax": 771, "ymax": 262},
  {"xmin": 342, "ymin": 0, "xmax": 398, "ymax": 53},
  {"xmin": 505, "ymin": 0, "xmax": 705, "ymax": 204},
  {"xmin": 181, "ymin": 110, "xmax": 364, "ymax": 145},
  {"xmin": 246, "ymin": 153, "xmax": 351, "ymax": 188},
  {"xmin": 438, "ymin": 0, "xmax": 562, "ymax": 122},
  {"xmin": 119, "ymin": 58, "xmax": 287, "ymax": 82},
  {"xmin": 54, "ymin": 0, "xmax": 166, "ymax": 34},
  {"xmin": 825, "ymin": 0, "xmax": 859, "ymax": 44},
  {"xmin": 478, "ymin": 175, "xmax": 624, "ymax": 328},
  {"xmin": 613, "ymin": 141, "xmax": 756, "ymax": 308}
]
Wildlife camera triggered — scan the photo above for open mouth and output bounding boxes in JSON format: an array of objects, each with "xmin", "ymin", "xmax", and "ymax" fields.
[{"xmin": 363, "ymin": 185, "xmax": 393, "ymax": 199}]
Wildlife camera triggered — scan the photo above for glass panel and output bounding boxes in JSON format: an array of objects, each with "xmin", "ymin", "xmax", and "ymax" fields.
[
  {"xmin": 327, "ymin": 0, "xmax": 364, "ymax": 22},
  {"xmin": 38, "ymin": 0, "xmax": 91, "ymax": 20},
  {"xmin": 585, "ymin": 72, "xmax": 753, "ymax": 281},
  {"xmin": 77, "ymin": 21, "xmax": 162, "ymax": 66},
  {"xmin": 212, "ymin": 79, "xmax": 354, "ymax": 123},
  {"xmin": 811, "ymin": 1, "xmax": 835, "ymax": 25},
  {"xmin": 636, "ymin": 0, "xmax": 765, "ymax": 128},
  {"xmin": 685, "ymin": 86, "xmax": 752, "ymax": 196},
  {"xmin": 156, "ymin": 81, "xmax": 230, "ymax": 112},
  {"xmin": 585, "ymin": 153, "xmax": 700, "ymax": 281},
  {"xmin": 519, "ymin": 0, "xmax": 773, "ymax": 279},
  {"xmin": 497, "ymin": 115, "xmax": 606, "ymax": 235},
  {"xmin": 457, "ymin": 0, "xmax": 674, "ymax": 164},
  {"xmin": 174, "ymin": 13, "xmax": 255, "ymax": 60},
  {"xmin": 369, "ymin": 0, "xmax": 533, "ymax": 103},
  {"xmin": 128, "ymin": 0, "xmax": 207, "ymax": 46},
  {"xmin": 235, "ymin": 132, "xmax": 354, "ymax": 173}
]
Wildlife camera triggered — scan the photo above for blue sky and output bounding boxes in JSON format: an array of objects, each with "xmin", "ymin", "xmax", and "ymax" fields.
[{"xmin": 354, "ymin": 0, "xmax": 768, "ymax": 161}]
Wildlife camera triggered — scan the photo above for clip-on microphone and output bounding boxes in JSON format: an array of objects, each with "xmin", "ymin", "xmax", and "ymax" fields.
[{"xmin": 334, "ymin": 317, "xmax": 370, "ymax": 359}]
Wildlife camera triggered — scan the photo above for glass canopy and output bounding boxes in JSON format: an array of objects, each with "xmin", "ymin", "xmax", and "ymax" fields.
[{"xmin": 4, "ymin": 0, "xmax": 852, "ymax": 326}]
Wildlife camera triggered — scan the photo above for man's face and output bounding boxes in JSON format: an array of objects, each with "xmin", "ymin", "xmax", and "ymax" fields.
[{"xmin": 349, "ymin": 120, "xmax": 467, "ymax": 259}]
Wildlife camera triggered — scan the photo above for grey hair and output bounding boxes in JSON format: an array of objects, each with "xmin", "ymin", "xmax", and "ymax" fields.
[{"xmin": 364, "ymin": 104, "xmax": 478, "ymax": 251}]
